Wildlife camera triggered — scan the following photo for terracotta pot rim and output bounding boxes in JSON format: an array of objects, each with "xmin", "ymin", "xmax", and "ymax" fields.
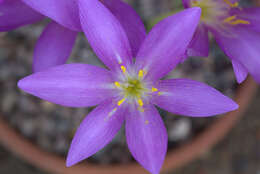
[{"xmin": 0, "ymin": 77, "xmax": 257, "ymax": 174}]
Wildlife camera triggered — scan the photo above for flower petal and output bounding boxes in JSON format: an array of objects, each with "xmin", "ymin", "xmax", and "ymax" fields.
[
  {"xmin": 0, "ymin": 0, "xmax": 43, "ymax": 31},
  {"xmin": 212, "ymin": 27, "xmax": 260, "ymax": 83},
  {"xmin": 232, "ymin": 7, "xmax": 260, "ymax": 33},
  {"xmin": 33, "ymin": 22, "xmax": 77, "ymax": 72},
  {"xmin": 151, "ymin": 79, "xmax": 238, "ymax": 117},
  {"xmin": 186, "ymin": 24, "xmax": 209, "ymax": 57},
  {"xmin": 79, "ymin": 0, "xmax": 132, "ymax": 70},
  {"xmin": 135, "ymin": 7, "xmax": 201, "ymax": 80},
  {"xmin": 125, "ymin": 105, "xmax": 167, "ymax": 174},
  {"xmin": 231, "ymin": 59, "xmax": 248, "ymax": 84},
  {"xmin": 101, "ymin": 0, "xmax": 146, "ymax": 57},
  {"xmin": 182, "ymin": 0, "xmax": 191, "ymax": 8},
  {"xmin": 66, "ymin": 99, "xmax": 125, "ymax": 167},
  {"xmin": 21, "ymin": 0, "xmax": 81, "ymax": 31},
  {"xmin": 18, "ymin": 64, "xmax": 114, "ymax": 107}
]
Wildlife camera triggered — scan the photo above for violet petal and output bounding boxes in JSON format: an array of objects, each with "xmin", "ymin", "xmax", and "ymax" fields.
[
  {"xmin": 126, "ymin": 105, "xmax": 167, "ymax": 174},
  {"xmin": 66, "ymin": 99, "xmax": 125, "ymax": 167},
  {"xmin": 182, "ymin": 0, "xmax": 191, "ymax": 8},
  {"xmin": 186, "ymin": 24, "xmax": 209, "ymax": 57},
  {"xmin": 231, "ymin": 59, "xmax": 248, "ymax": 84},
  {"xmin": 135, "ymin": 8, "xmax": 201, "ymax": 80},
  {"xmin": 151, "ymin": 79, "xmax": 238, "ymax": 117},
  {"xmin": 79, "ymin": 0, "xmax": 132, "ymax": 71},
  {"xmin": 21, "ymin": 0, "xmax": 81, "ymax": 31},
  {"xmin": 212, "ymin": 26, "xmax": 260, "ymax": 83},
  {"xmin": 18, "ymin": 64, "xmax": 114, "ymax": 107},
  {"xmin": 102, "ymin": 0, "xmax": 146, "ymax": 57},
  {"xmin": 232, "ymin": 7, "xmax": 260, "ymax": 33},
  {"xmin": 0, "ymin": 0, "xmax": 43, "ymax": 31},
  {"xmin": 33, "ymin": 21, "xmax": 77, "ymax": 72}
]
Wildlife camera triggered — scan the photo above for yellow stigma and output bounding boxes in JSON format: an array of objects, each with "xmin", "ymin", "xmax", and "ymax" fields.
[
  {"xmin": 138, "ymin": 69, "xmax": 145, "ymax": 79},
  {"xmin": 121, "ymin": 65, "xmax": 126, "ymax": 74},
  {"xmin": 117, "ymin": 98, "xmax": 125, "ymax": 106},
  {"xmin": 223, "ymin": 0, "xmax": 238, "ymax": 8},
  {"xmin": 114, "ymin": 81, "xmax": 121, "ymax": 88},
  {"xmin": 137, "ymin": 98, "xmax": 144, "ymax": 107},
  {"xmin": 152, "ymin": 87, "xmax": 158, "ymax": 92}
]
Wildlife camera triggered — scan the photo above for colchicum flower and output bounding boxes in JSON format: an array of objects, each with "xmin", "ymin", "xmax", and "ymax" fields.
[
  {"xmin": 18, "ymin": 1, "xmax": 238, "ymax": 174},
  {"xmin": 183, "ymin": 0, "xmax": 260, "ymax": 84},
  {"xmin": 0, "ymin": 0, "xmax": 146, "ymax": 72}
]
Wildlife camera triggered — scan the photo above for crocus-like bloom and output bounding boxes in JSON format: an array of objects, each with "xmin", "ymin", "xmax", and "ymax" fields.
[
  {"xmin": 18, "ymin": 1, "xmax": 238, "ymax": 173},
  {"xmin": 183, "ymin": 0, "xmax": 260, "ymax": 84},
  {"xmin": 0, "ymin": 0, "xmax": 146, "ymax": 72}
]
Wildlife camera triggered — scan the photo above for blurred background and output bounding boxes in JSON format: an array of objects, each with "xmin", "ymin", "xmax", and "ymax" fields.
[{"xmin": 0, "ymin": 0, "xmax": 259, "ymax": 174}]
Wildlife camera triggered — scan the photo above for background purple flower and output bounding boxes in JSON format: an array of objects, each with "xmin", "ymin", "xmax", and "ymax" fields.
[
  {"xmin": 18, "ymin": 1, "xmax": 238, "ymax": 173},
  {"xmin": 183, "ymin": 0, "xmax": 260, "ymax": 84},
  {"xmin": 0, "ymin": 0, "xmax": 146, "ymax": 72}
]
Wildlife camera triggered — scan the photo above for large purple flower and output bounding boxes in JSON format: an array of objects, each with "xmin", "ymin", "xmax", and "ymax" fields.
[
  {"xmin": 18, "ymin": 1, "xmax": 238, "ymax": 173},
  {"xmin": 183, "ymin": 0, "xmax": 260, "ymax": 84},
  {"xmin": 0, "ymin": 0, "xmax": 146, "ymax": 72}
]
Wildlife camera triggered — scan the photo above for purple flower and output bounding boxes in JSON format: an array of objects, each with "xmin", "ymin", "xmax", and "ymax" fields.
[
  {"xmin": 0, "ymin": 0, "xmax": 146, "ymax": 72},
  {"xmin": 183, "ymin": 0, "xmax": 260, "ymax": 84},
  {"xmin": 18, "ymin": 1, "xmax": 238, "ymax": 173}
]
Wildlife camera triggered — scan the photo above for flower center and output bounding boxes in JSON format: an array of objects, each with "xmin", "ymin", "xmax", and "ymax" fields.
[
  {"xmin": 113, "ymin": 65, "xmax": 159, "ymax": 112},
  {"xmin": 191, "ymin": 0, "xmax": 250, "ymax": 27},
  {"xmin": 123, "ymin": 78, "xmax": 144, "ymax": 98},
  {"xmin": 191, "ymin": 0, "xmax": 221, "ymax": 23}
]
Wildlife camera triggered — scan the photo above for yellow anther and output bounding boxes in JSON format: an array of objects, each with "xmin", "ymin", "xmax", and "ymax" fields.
[
  {"xmin": 224, "ymin": 15, "xmax": 250, "ymax": 25},
  {"xmin": 114, "ymin": 81, "xmax": 121, "ymax": 88},
  {"xmin": 223, "ymin": 15, "xmax": 236, "ymax": 23},
  {"xmin": 152, "ymin": 87, "xmax": 158, "ymax": 92},
  {"xmin": 137, "ymin": 98, "xmax": 143, "ymax": 107},
  {"xmin": 120, "ymin": 65, "xmax": 126, "ymax": 73},
  {"xmin": 158, "ymin": 92, "xmax": 162, "ymax": 96},
  {"xmin": 138, "ymin": 70, "xmax": 144, "ymax": 79},
  {"xmin": 223, "ymin": 0, "xmax": 239, "ymax": 8},
  {"xmin": 230, "ymin": 19, "xmax": 250, "ymax": 25},
  {"xmin": 117, "ymin": 98, "xmax": 125, "ymax": 106},
  {"xmin": 145, "ymin": 120, "xmax": 149, "ymax": 124}
]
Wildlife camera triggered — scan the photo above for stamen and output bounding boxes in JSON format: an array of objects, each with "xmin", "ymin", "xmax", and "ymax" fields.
[
  {"xmin": 230, "ymin": 19, "xmax": 250, "ymax": 25},
  {"xmin": 138, "ymin": 70, "xmax": 144, "ymax": 79},
  {"xmin": 121, "ymin": 65, "xmax": 126, "ymax": 74},
  {"xmin": 223, "ymin": 15, "xmax": 236, "ymax": 23},
  {"xmin": 152, "ymin": 87, "xmax": 158, "ymax": 92},
  {"xmin": 223, "ymin": 0, "xmax": 239, "ymax": 8},
  {"xmin": 137, "ymin": 98, "xmax": 144, "ymax": 107},
  {"xmin": 114, "ymin": 81, "xmax": 121, "ymax": 88},
  {"xmin": 117, "ymin": 98, "xmax": 126, "ymax": 106},
  {"xmin": 145, "ymin": 120, "xmax": 149, "ymax": 124},
  {"xmin": 223, "ymin": 15, "xmax": 250, "ymax": 25},
  {"xmin": 158, "ymin": 92, "xmax": 162, "ymax": 96}
]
